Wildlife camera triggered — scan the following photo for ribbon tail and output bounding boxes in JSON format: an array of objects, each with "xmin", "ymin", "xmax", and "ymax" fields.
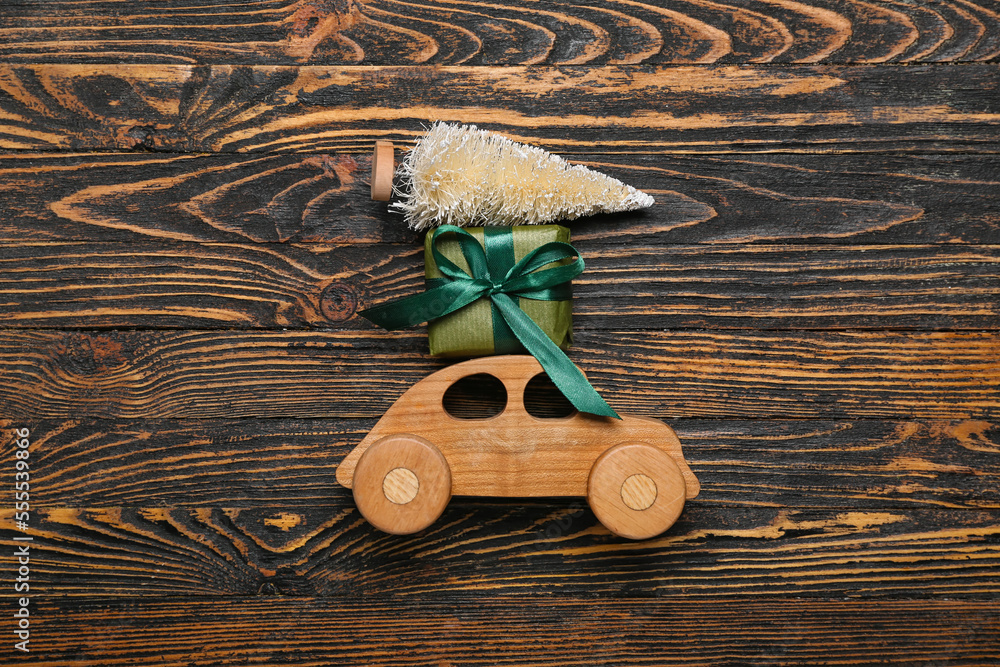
[
  {"xmin": 359, "ymin": 281, "xmax": 488, "ymax": 330},
  {"xmin": 491, "ymin": 294, "xmax": 620, "ymax": 420}
]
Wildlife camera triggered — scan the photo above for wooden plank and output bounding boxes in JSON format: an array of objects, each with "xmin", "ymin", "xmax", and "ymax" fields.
[
  {"xmin": 0, "ymin": 330, "xmax": 996, "ymax": 419},
  {"xmin": 1, "ymin": 241, "xmax": 997, "ymax": 330},
  {"xmin": 0, "ymin": 0, "xmax": 1000, "ymax": 65},
  {"xmin": 1, "ymin": 0, "xmax": 997, "ymax": 66},
  {"xmin": 3, "ymin": 152, "xmax": 997, "ymax": 245},
  {"xmin": 2, "ymin": 418, "xmax": 997, "ymax": 509},
  {"xmin": 8, "ymin": 597, "xmax": 997, "ymax": 666},
  {"xmin": 2, "ymin": 504, "xmax": 999, "ymax": 597},
  {"xmin": 1, "ymin": 64, "xmax": 998, "ymax": 153}
]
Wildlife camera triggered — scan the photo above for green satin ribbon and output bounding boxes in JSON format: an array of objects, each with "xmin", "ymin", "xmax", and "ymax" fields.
[
  {"xmin": 359, "ymin": 225, "xmax": 620, "ymax": 419},
  {"xmin": 482, "ymin": 226, "xmax": 520, "ymax": 354}
]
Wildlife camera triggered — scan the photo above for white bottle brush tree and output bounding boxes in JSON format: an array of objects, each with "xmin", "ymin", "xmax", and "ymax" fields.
[{"xmin": 392, "ymin": 122, "xmax": 654, "ymax": 230}]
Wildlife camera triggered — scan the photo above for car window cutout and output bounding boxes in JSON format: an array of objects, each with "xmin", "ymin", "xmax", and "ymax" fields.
[
  {"xmin": 524, "ymin": 373, "xmax": 577, "ymax": 419},
  {"xmin": 442, "ymin": 373, "xmax": 507, "ymax": 419}
]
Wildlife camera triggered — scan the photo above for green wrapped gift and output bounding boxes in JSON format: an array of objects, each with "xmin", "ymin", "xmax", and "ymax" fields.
[
  {"xmin": 424, "ymin": 225, "xmax": 573, "ymax": 357},
  {"xmin": 359, "ymin": 223, "xmax": 616, "ymax": 417}
]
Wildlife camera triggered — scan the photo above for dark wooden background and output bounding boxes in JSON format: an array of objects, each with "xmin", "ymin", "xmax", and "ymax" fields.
[{"xmin": 1, "ymin": 1, "xmax": 998, "ymax": 664}]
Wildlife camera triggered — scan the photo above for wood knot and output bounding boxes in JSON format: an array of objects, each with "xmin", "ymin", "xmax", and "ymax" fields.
[
  {"xmin": 122, "ymin": 124, "xmax": 184, "ymax": 152},
  {"xmin": 257, "ymin": 582, "xmax": 281, "ymax": 596},
  {"xmin": 54, "ymin": 333, "xmax": 128, "ymax": 374},
  {"xmin": 320, "ymin": 282, "xmax": 359, "ymax": 321}
]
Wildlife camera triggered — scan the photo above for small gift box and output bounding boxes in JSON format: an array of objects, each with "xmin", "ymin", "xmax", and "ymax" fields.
[
  {"xmin": 425, "ymin": 225, "xmax": 573, "ymax": 357},
  {"xmin": 360, "ymin": 223, "xmax": 616, "ymax": 417}
]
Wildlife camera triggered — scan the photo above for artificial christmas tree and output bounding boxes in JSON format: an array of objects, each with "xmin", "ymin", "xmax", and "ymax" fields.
[{"xmin": 391, "ymin": 121, "xmax": 655, "ymax": 230}]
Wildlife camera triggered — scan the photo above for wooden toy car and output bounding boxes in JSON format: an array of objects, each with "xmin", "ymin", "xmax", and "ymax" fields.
[{"xmin": 336, "ymin": 355, "xmax": 699, "ymax": 539}]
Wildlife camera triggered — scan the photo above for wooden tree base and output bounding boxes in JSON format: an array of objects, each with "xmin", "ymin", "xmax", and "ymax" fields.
[{"xmin": 370, "ymin": 140, "xmax": 394, "ymax": 201}]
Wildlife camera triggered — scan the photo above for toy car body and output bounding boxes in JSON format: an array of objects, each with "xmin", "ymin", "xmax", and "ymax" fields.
[{"xmin": 337, "ymin": 355, "xmax": 699, "ymax": 539}]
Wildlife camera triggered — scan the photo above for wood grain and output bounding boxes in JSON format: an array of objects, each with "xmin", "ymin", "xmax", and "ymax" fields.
[
  {"xmin": 2, "ymin": 419, "xmax": 998, "ymax": 509},
  {"xmin": 2, "ymin": 504, "xmax": 999, "ymax": 597},
  {"xmin": 4, "ymin": 597, "xmax": 995, "ymax": 666},
  {"xmin": 0, "ymin": 329, "xmax": 996, "ymax": 419},
  {"xmin": 4, "ymin": 152, "xmax": 997, "ymax": 245},
  {"xmin": 1, "ymin": 64, "xmax": 997, "ymax": 154},
  {"xmin": 1, "ymin": 242, "xmax": 997, "ymax": 329},
  {"xmin": 1, "ymin": 0, "xmax": 998, "ymax": 65}
]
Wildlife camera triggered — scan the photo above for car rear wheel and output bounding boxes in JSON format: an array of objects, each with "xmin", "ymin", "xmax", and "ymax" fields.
[
  {"xmin": 352, "ymin": 434, "xmax": 452, "ymax": 535},
  {"xmin": 587, "ymin": 442, "xmax": 687, "ymax": 540}
]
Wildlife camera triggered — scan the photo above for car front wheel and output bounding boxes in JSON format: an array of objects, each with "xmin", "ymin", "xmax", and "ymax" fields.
[
  {"xmin": 587, "ymin": 442, "xmax": 688, "ymax": 540},
  {"xmin": 352, "ymin": 434, "xmax": 452, "ymax": 535}
]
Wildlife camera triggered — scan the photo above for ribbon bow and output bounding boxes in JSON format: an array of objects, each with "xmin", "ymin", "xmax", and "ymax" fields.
[{"xmin": 359, "ymin": 225, "xmax": 619, "ymax": 419}]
